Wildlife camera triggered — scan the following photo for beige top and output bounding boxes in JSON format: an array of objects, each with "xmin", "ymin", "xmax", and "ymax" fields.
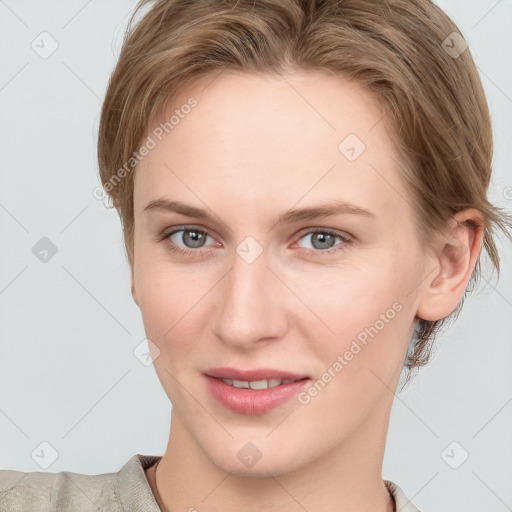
[{"xmin": 0, "ymin": 454, "xmax": 422, "ymax": 511}]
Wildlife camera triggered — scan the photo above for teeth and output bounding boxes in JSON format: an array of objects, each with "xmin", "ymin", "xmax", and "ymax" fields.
[
  {"xmin": 250, "ymin": 379, "xmax": 280, "ymax": 389},
  {"xmin": 232, "ymin": 379, "xmax": 250, "ymax": 389},
  {"xmin": 220, "ymin": 378, "xmax": 297, "ymax": 389}
]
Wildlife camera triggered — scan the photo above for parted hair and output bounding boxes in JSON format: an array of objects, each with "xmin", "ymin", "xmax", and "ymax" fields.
[{"xmin": 97, "ymin": 0, "xmax": 511, "ymax": 380}]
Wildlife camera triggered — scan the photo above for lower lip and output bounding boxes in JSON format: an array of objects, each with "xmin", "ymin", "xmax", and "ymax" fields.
[{"xmin": 204, "ymin": 375, "xmax": 310, "ymax": 415}]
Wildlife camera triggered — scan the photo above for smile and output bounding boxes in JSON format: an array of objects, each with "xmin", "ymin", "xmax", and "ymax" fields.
[
  {"xmin": 218, "ymin": 378, "xmax": 298, "ymax": 389},
  {"xmin": 204, "ymin": 368, "xmax": 311, "ymax": 415}
]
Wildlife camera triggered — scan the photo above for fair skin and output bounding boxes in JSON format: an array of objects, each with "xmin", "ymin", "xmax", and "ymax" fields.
[{"xmin": 130, "ymin": 70, "xmax": 482, "ymax": 512}]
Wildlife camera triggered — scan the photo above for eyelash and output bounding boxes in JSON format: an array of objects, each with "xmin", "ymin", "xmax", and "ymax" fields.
[{"xmin": 159, "ymin": 225, "xmax": 351, "ymax": 258}]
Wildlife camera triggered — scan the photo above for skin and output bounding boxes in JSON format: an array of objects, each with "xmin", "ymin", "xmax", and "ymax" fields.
[{"xmin": 130, "ymin": 70, "xmax": 482, "ymax": 512}]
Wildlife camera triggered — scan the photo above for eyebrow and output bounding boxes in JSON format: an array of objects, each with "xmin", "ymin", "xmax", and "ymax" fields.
[{"xmin": 143, "ymin": 198, "xmax": 375, "ymax": 227}]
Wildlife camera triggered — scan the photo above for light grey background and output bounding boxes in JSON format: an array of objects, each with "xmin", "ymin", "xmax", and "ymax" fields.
[{"xmin": 0, "ymin": 1, "xmax": 511, "ymax": 510}]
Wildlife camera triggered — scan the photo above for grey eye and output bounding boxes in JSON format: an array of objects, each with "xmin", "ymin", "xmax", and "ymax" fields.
[
  {"xmin": 170, "ymin": 229, "xmax": 209, "ymax": 249},
  {"xmin": 297, "ymin": 231, "xmax": 345, "ymax": 251}
]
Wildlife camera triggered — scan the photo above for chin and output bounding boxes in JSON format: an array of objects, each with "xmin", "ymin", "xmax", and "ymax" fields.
[{"xmin": 203, "ymin": 439, "xmax": 312, "ymax": 478}]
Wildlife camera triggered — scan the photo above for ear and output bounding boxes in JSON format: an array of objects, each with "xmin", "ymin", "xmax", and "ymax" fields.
[
  {"xmin": 416, "ymin": 209, "xmax": 484, "ymax": 322},
  {"xmin": 131, "ymin": 266, "xmax": 139, "ymax": 306}
]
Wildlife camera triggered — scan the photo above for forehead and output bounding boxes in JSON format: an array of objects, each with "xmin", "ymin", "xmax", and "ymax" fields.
[{"xmin": 134, "ymin": 70, "xmax": 410, "ymax": 222}]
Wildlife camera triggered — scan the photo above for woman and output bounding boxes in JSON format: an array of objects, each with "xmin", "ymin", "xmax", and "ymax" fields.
[{"xmin": 1, "ymin": 0, "xmax": 510, "ymax": 510}]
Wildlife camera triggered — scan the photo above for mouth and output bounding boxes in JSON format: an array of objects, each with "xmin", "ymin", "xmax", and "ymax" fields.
[
  {"xmin": 212, "ymin": 377, "xmax": 307, "ymax": 389},
  {"xmin": 204, "ymin": 366, "xmax": 309, "ymax": 382},
  {"xmin": 203, "ymin": 367, "xmax": 311, "ymax": 415}
]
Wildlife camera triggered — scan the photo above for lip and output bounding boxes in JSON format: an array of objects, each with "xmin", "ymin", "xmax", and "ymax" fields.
[
  {"xmin": 203, "ymin": 367, "xmax": 310, "ymax": 415},
  {"xmin": 204, "ymin": 367, "xmax": 309, "ymax": 381}
]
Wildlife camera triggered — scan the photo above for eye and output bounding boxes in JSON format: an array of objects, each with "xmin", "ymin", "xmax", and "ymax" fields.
[
  {"xmin": 295, "ymin": 228, "xmax": 350, "ymax": 255},
  {"xmin": 160, "ymin": 226, "xmax": 351, "ymax": 258},
  {"xmin": 162, "ymin": 226, "xmax": 217, "ymax": 256}
]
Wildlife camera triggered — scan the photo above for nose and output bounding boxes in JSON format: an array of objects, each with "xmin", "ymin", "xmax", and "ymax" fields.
[{"xmin": 211, "ymin": 246, "xmax": 289, "ymax": 350}]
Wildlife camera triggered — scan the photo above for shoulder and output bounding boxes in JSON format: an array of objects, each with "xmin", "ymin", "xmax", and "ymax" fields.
[
  {"xmin": 0, "ymin": 454, "xmax": 162, "ymax": 512},
  {"xmin": 0, "ymin": 466, "xmax": 118, "ymax": 512},
  {"xmin": 385, "ymin": 479, "xmax": 424, "ymax": 512}
]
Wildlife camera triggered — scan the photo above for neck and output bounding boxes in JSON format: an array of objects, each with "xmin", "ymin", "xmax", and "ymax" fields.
[{"xmin": 149, "ymin": 397, "xmax": 396, "ymax": 512}]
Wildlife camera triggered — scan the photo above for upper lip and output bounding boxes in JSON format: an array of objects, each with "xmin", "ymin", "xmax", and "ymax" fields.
[{"xmin": 205, "ymin": 367, "xmax": 309, "ymax": 381}]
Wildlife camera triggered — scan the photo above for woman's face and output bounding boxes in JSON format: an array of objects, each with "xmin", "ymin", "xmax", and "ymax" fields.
[{"xmin": 131, "ymin": 71, "xmax": 433, "ymax": 476}]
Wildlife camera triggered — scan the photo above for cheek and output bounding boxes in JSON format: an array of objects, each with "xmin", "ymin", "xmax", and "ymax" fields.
[
  {"xmin": 290, "ymin": 257, "xmax": 415, "ymax": 377},
  {"xmin": 292, "ymin": 262, "xmax": 402, "ymax": 335},
  {"xmin": 134, "ymin": 260, "xmax": 196, "ymax": 343},
  {"xmin": 293, "ymin": 271, "xmax": 410, "ymax": 424},
  {"xmin": 134, "ymin": 258, "xmax": 221, "ymax": 379},
  {"xmin": 134, "ymin": 265, "xmax": 204, "ymax": 402}
]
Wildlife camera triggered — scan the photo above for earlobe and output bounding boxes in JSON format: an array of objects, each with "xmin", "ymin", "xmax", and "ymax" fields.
[{"xmin": 416, "ymin": 210, "xmax": 483, "ymax": 322}]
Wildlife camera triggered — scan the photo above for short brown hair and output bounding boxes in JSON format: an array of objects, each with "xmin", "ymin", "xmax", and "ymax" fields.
[{"xmin": 97, "ymin": 0, "xmax": 511, "ymax": 378}]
